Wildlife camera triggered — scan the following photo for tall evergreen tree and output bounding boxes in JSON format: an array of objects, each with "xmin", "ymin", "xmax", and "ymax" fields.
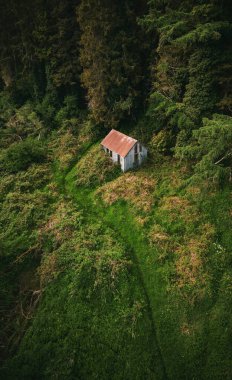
[
  {"xmin": 33, "ymin": 0, "xmax": 81, "ymax": 90},
  {"xmin": 142, "ymin": 0, "xmax": 232, "ymax": 150},
  {"xmin": 77, "ymin": 0, "xmax": 148, "ymax": 127}
]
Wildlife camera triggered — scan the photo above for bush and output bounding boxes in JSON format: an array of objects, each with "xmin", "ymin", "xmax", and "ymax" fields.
[
  {"xmin": 176, "ymin": 114, "xmax": 232, "ymax": 185},
  {"xmin": 73, "ymin": 145, "xmax": 121, "ymax": 187},
  {"xmin": 0, "ymin": 91, "xmax": 15, "ymax": 122},
  {"xmin": 0, "ymin": 102, "xmax": 45, "ymax": 149},
  {"xmin": 1, "ymin": 138, "xmax": 47, "ymax": 173},
  {"xmin": 35, "ymin": 90, "xmax": 59, "ymax": 127},
  {"xmin": 55, "ymin": 95, "xmax": 80, "ymax": 126},
  {"xmin": 149, "ymin": 129, "xmax": 175, "ymax": 155}
]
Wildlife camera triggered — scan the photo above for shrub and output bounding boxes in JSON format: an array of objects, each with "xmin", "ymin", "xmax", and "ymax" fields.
[
  {"xmin": 74, "ymin": 145, "xmax": 121, "ymax": 187},
  {"xmin": 0, "ymin": 164, "xmax": 51, "ymax": 201},
  {"xmin": 0, "ymin": 190, "xmax": 52, "ymax": 259},
  {"xmin": 6, "ymin": 103, "xmax": 44, "ymax": 137},
  {"xmin": 0, "ymin": 102, "xmax": 44, "ymax": 149},
  {"xmin": 55, "ymin": 95, "xmax": 80, "ymax": 126},
  {"xmin": 176, "ymin": 114, "xmax": 232, "ymax": 185},
  {"xmin": 35, "ymin": 90, "xmax": 59, "ymax": 127},
  {"xmin": 149, "ymin": 129, "xmax": 175, "ymax": 155},
  {"xmin": 96, "ymin": 172, "xmax": 156, "ymax": 212},
  {"xmin": 0, "ymin": 91, "xmax": 15, "ymax": 122},
  {"xmin": 1, "ymin": 138, "xmax": 47, "ymax": 173}
]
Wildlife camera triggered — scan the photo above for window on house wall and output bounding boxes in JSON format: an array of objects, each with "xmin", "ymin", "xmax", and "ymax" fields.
[
  {"xmin": 139, "ymin": 143, "xmax": 142, "ymax": 152},
  {"xmin": 117, "ymin": 154, "xmax": 120, "ymax": 164},
  {"xmin": 110, "ymin": 150, "xmax": 112, "ymax": 157}
]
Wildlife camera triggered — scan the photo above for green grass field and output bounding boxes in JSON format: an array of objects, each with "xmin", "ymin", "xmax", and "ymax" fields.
[{"xmin": 1, "ymin": 143, "xmax": 232, "ymax": 379}]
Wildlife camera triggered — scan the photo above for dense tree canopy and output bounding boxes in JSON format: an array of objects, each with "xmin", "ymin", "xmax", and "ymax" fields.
[
  {"xmin": 142, "ymin": 0, "xmax": 232, "ymax": 152},
  {"xmin": 77, "ymin": 0, "xmax": 149, "ymax": 127}
]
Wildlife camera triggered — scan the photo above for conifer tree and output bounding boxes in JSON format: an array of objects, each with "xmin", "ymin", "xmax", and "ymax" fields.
[
  {"xmin": 77, "ymin": 0, "xmax": 148, "ymax": 127},
  {"xmin": 176, "ymin": 114, "xmax": 232, "ymax": 184},
  {"xmin": 142, "ymin": 0, "xmax": 232, "ymax": 149}
]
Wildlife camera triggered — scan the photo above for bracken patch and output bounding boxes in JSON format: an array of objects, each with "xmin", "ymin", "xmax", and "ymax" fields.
[
  {"xmin": 96, "ymin": 173, "xmax": 156, "ymax": 212},
  {"xmin": 160, "ymin": 195, "xmax": 199, "ymax": 222},
  {"xmin": 74, "ymin": 145, "xmax": 120, "ymax": 187},
  {"xmin": 148, "ymin": 224, "xmax": 170, "ymax": 249},
  {"xmin": 173, "ymin": 228, "xmax": 214, "ymax": 302}
]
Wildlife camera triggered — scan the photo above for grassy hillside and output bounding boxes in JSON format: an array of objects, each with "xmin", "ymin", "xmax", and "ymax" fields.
[
  {"xmin": 1, "ymin": 1, "xmax": 232, "ymax": 378},
  {"xmin": 1, "ymin": 133, "xmax": 232, "ymax": 379}
]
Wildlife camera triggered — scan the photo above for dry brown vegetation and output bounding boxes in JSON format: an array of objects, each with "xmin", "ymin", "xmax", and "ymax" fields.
[
  {"xmin": 148, "ymin": 224, "xmax": 170, "ymax": 249},
  {"xmin": 159, "ymin": 195, "xmax": 199, "ymax": 222},
  {"xmin": 48, "ymin": 120, "xmax": 95, "ymax": 172},
  {"xmin": 74, "ymin": 145, "xmax": 120, "ymax": 187},
  {"xmin": 39, "ymin": 201, "xmax": 82, "ymax": 245},
  {"xmin": 96, "ymin": 172, "xmax": 156, "ymax": 212},
  {"xmin": 172, "ymin": 223, "xmax": 215, "ymax": 301},
  {"xmin": 38, "ymin": 252, "xmax": 59, "ymax": 288}
]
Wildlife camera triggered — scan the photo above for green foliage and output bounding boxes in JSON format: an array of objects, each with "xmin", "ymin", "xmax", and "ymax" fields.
[
  {"xmin": 2, "ymin": 196, "xmax": 161, "ymax": 380},
  {"xmin": 0, "ymin": 138, "xmax": 47, "ymax": 173},
  {"xmin": 71, "ymin": 145, "xmax": 121, "ymax": 188},
  {"xmin": 0, "ymin": 190, "xmax": 51, "ymax": 258},
  {"xmin": 0, "ymin": 102, "xmax": 44, "ymax": 148},
  {"xmin": 34, "ymin": 0, "xmax": 81, "ymax": 88},
  {"xmin": 176, "ymin": 114, "xmax": 232, "ymax": 184},
  {"xmin": 35, "ymin": 88, "xmax": 60, "ymax": 127},
  {"xmin": 0, "ymin": 156, "xmax": 53, "ymax": 364},
  {"xmin": 0, "ymin": 91, "xmax": 15, "ymax": 123},
  {"xmin": 55, "ymin": 95, "xmax": 80, "ymax": 126},
  {"xmin": 0, "ymin": 164, "xmax": 51, "ymax": 201},
  {"xmin": 77, "ymin": 0, "xmax": 148, "ymax": 127},
  {"xmin": 149, "ymin": 129, "xmax": 174, "ymax": 155},
  {"xmin": 1, "ymin": 1, "xmax": 232, "ymax": 378},
  {"xmin": 0, "ymin": 0, "xmax": 82, "ymax": 99},
  {"xmin": 141, "ymin": 0, "xmax": 232, "ymax": 153}
]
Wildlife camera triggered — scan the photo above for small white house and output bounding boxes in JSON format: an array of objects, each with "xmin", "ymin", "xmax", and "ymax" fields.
[{"xmin": 101, "ymin": 129, "xmax": 147, "ymax": 172}]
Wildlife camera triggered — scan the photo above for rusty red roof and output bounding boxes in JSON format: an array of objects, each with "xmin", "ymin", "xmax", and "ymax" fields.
[{"xmin": 101, "ymin": 129, "xmax": 137, "ymax": 158}]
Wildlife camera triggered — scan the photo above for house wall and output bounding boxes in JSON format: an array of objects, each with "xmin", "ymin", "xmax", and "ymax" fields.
[
  {"xmin": 123, "ymin": 142, "xmax": 147, "ymax": 172},
  {"xmin": 112, "ymin": 151, "xmax": 118, "ymax": 163},
  {"xmin": 124, "ymin": 147, "xmax": 134, "ymax": 172},
  {"xmin": 102, "ymin": 146, "xmax": 118, "ymax": 162},
  {"xmin": 102, "ymin": 142, "xmax": 147, "ymax": 172}
]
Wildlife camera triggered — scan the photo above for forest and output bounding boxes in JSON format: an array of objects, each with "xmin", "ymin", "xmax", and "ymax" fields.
[{"xmin": 0, "ymin": 0, "xmax": 232, "ymax": 379}]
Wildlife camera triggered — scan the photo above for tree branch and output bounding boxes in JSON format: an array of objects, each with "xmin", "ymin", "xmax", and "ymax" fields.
[{"xmin": 214, "ymin": 151, "xmax": 232, "ymax": 165}]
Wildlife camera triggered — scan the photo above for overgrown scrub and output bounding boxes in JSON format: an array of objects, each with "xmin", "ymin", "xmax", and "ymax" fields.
[
  {"xmin": 38, "ymin": 199, "xmax": 131, "ymax": 294},
  {"xmin": 4, "ymin": 198, "xmax": 161, "ymax": 380},
  {"xmin": 73, "ymin": 145, "xmax": 121, "ymax": 187},
  {"xmin": 97, "ymin": 159, "xmax": 232, "ymax": 379},
  {"xmin": 0, "ymin": 189, "xmax": 52, "ymax": 259},
  {"xmin": 0, "ymin": 138, "xmax": 47, "ymax": 173},
  {"xmin": 0, "ymin": 159, "xmax": 54, "ymax": 363},
  {"xmin": 148, "ymin": 169, "xmax": 216, "ymax": 302},
  {"xmin": 176, "ymin": 114, "xmax": 232, "ymax": 185},
  {"xmin": 0, "ymin": 164, "xmax": 51, "ymax": 200},
  {"xmin": 0, "ymin": 103, "xmax": 45, "ymax": 148},
  {"xmin": 96, "ymin": 172, "xmax": 156, "ymax": 213},
  {"xmin": 49, "ymin": 118, "xmax": 100, "ymax": 178}
]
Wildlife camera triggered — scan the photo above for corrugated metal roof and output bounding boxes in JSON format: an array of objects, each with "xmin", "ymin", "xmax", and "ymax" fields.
[{"xmin": 101, "ymin": 129, "xmax": 137, "ymax": 158}]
